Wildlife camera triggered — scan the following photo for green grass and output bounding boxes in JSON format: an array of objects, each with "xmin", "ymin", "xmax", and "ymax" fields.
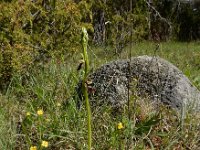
[{"xmin": 0, "ymin": 41, "xmax": 200, "ymax": 149}]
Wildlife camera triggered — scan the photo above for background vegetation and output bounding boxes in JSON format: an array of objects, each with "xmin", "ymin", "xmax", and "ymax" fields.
[
  {"xmin": 1, "ymin": 0, "xmax": 200, "ymax": 89},
  {"xmin": 0, "ymin": 0, "xmax": 200, "ymax": 149}
]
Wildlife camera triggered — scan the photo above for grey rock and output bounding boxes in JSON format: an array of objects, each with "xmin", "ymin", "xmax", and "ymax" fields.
[{"xmin": 83, "ymin": 56, "xmax": 200, "ymax": 112}]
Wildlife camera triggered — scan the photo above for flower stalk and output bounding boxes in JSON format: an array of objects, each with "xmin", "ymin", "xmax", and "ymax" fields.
[{"xmin": 81, "ymin": 27, "xmax": 92, "ymax": 150}]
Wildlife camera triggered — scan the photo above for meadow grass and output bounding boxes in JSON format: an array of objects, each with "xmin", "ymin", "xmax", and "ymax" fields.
[{"xmin": 0, "ymin": 41, "xmax": 199, "ymax": 149}]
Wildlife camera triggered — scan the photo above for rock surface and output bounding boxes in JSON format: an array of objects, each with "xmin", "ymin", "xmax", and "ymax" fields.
[{"xmin": 81, "ymin": 56, "xmax": 200, "ymax": 112}]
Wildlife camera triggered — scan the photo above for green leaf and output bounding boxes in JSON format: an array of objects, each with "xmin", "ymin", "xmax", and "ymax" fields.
[{"xmin": 135, "ymin": 115, "xmax": 161, "ymax": 135}]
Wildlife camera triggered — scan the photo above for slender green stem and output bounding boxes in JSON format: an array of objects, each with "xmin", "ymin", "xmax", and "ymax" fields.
[
  {"xmin": 81, "ymin": 27, "xmax": 92, "ymax": 150},
  {"xmin": 82, "ymin": 82, "xmax": 92, "ymax": 149}
]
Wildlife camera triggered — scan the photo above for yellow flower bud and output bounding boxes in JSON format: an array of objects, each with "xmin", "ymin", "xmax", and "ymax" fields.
[
  {"xmin": 26, "ymin": 112, "xmax": 31, "ymax": 116},
  {"xmin": 41, "ymin": 140, "xmax": 49, "ymax": 147},
  {"xmin": 30, "ymin": 146, "xmax": 37, "ymax": 150},
  {"xmin": 117, "ymin": 122, "xmax": 124, "ymax": 130},
  {"xmin": 37, "ymin": 109, "xmax": 44, "ymax": 116}
]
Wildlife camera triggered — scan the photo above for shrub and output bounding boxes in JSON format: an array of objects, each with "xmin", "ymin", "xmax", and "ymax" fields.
[{"xmin": 0, "ymin": 0, "xmax": 93, "ymax": 90}]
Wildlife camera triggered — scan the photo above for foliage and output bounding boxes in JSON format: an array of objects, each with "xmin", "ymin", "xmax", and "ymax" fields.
[
  {"xmin": 92, "ymin": 0, "xmax": 148, "ymax": 53},
  {"xmin": 176, "ymin": 2, "xmax": 200, "ymax": 41},
  {"xmin": 0, "ymin": 0, "xmax": 93, "ymax": 90},
  {"xmin": 149, "ymin": 0, "xmax": 200, "ymax": 41}
]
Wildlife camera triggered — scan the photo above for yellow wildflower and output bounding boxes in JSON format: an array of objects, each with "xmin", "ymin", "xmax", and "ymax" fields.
[
  {"xmin": 117, "ymin": 122, "xmax": 124, "ymax": 130},
  {"xmin": 30, "ymin": 146, "xmax": 37, "ymax": 150},
  {"xmin": 37, "ymin": 109, "xmax": 44, "ymax": 116},
  {"xmin": 56, "ymin": 102, "xmax": 61, "ymax": 107},
  {"xmin": 46, "ymin": 118, "xmax": 51, "ymax": 122},
  {"xmin": 26, "ymin": 112, "xmax": 31, "ymax": 116},
  {"xmin": 41, "ymin": 140, "xmax": 49, "ymax": 147}
]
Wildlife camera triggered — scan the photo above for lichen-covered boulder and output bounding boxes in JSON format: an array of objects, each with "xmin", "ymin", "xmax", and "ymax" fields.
[{"xmin": 79, "ymin": 56, "xmax": 200, "ymax": 112}]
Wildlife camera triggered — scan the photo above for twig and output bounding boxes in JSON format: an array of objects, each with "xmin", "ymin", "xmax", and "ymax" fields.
[{"xmin": 145, "ymin": 1, "xmax": 172, "ymax": 34}]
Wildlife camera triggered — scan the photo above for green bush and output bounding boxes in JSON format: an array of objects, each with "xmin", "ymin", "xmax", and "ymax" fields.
[{"xmin": 0, "ymin": 0, "xmax": 93, "ymax": 90}]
